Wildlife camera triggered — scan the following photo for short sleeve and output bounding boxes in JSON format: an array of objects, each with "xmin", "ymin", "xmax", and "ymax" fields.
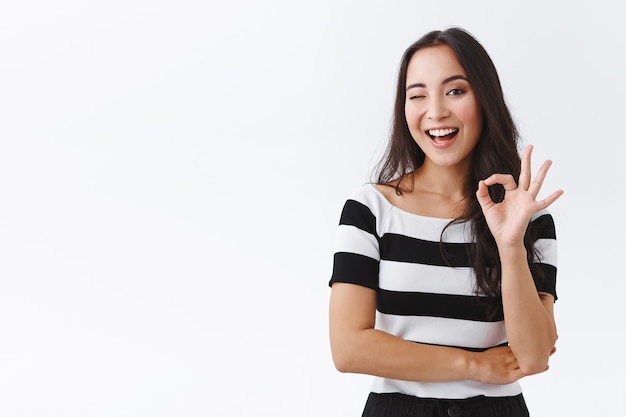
[
  {"xmin": 329, "ymin": 199, "xmax": 380, "ymax": 290},
  {"xmin": 529, "ymin": 212, "xmax": 558, "ymax": 301}
]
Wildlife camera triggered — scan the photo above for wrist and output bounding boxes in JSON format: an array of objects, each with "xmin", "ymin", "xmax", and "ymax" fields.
[
  {"xmin": 463, "ymin": 350, "xmax": 480, "ymax": 381},
  {"xmin": 496, "ymin": 242, "xmax": 527, "ymax": 258}
]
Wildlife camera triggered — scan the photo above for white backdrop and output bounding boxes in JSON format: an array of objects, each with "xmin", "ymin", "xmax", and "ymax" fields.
[{"xmin": 1, "ymin": 1, "xmax": 624, "ymax": 416}]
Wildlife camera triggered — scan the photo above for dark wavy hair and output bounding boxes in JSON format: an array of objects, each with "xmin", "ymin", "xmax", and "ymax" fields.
[{"xmin": 375, "ymin": 27, "xmax": 542, "ymax": 309}]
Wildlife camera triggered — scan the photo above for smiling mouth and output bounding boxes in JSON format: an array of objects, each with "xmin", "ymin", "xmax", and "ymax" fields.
[{"xmin": 427, "ymin": 128, "xmax": 459, "ymax": 143}]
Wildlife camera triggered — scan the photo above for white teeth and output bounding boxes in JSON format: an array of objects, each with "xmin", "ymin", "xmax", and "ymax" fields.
[{"xmin": 428, "ymin": 128, "xmax": 458, "ymax": 137}]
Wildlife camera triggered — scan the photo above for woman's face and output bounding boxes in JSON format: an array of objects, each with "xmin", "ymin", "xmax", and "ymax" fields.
[{"xmin": 404, "ymin": 45, "xmax": 482, "ymax": 170}]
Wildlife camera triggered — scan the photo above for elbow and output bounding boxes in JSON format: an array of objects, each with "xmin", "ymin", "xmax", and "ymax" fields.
[
  {"xmin": 331, "ymin": 344, "xmax": 359, "ymax": 374},
  {"xmin": 519, "ymin": 358, "xmax": 550, "ymax": 376},
  {"xmin": 518, "ymin": 338, "xmax": 558, "ymax": 376},
  {"xmin": 332, "ymin": 356, "xmax": 351, "ymax": 374},
  {"xmin": 330, "ymin": 334, "xmax": 366, "ymax": 374}
]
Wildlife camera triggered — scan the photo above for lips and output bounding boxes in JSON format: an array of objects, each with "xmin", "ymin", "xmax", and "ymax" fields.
[{"xmin": 426, "ymin": 128, "xmax": 459, "ymax": 147}]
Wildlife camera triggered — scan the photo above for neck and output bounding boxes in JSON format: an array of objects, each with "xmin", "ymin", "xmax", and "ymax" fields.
[{"xmin": 412, "ymin": 159, "xmax": 470, "ymax": 199}]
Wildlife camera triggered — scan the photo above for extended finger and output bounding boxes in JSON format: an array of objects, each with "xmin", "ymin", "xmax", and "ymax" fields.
[
  {"xmin": 528, "ymin": 160, "xmax": 553, "ymax": 198},
  {"xmin": 483, "ymin": 173, "xmax": 518, "ymax": 191},
  {"xmin": 536, "ymin": 189, "xmax": 564, "ymax": 210},
  {"xmin": 519, "ymin": 145, "xmax": 533, "ymax": 191}
]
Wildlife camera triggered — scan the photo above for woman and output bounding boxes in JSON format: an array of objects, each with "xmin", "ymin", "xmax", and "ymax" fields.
[{"xmin": 328, "ymin": 27, "xmax": 562, "ymax": 417}]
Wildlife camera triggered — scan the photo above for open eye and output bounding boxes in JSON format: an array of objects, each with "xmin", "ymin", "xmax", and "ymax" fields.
[{"xmin": 446, "ymin": 88, "xmax": 464, "ymax": 96}]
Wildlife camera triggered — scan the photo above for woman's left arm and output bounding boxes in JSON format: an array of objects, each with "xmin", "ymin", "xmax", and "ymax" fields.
[{"xmin": 476, "ymin": 145, "xmax": 563, "ymax": 375}]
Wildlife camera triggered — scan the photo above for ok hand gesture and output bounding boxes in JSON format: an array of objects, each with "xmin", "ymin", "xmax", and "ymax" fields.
[{"xmin": 476, "ymin": 145, "xmax": 563, "ymax": 248}]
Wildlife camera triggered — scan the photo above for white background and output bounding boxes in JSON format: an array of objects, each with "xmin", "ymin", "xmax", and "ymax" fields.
[{"xmin": 0, "ymin": 1, "xmax": 624, "ymax": 416}]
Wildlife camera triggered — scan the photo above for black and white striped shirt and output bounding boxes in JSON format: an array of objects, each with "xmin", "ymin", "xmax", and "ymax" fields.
[{"xmin": 330, "ymin": 184, "xmax": 558, "ymax": 399}]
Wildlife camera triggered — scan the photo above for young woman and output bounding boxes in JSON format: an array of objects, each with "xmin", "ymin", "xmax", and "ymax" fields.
[{"xmin": 328, "ymin": 27, "xmax": 562, "ymax": 417}]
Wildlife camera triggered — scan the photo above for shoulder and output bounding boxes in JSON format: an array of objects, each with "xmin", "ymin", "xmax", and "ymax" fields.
[
  {"xmin": 531, "ymin": 208, "xmax": 553, "ymax": 222},
  {"xmin": 337, "ymin": 184, "xmax": 394, "ymax": 237},
  {"xmin": 530, "ymin": 209, "xmax": 557, "ymax": 239},
  {"xmin": 342, "ymin": 183, "xmax": 392, "ymax": 217}
]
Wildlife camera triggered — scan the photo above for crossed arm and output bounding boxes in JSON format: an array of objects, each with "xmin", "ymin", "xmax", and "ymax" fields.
[{"xmin": 329, "ymin": 282, "xmax": 544, "ymax": 385}]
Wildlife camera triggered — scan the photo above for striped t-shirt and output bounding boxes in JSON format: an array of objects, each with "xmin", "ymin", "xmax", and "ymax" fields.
[{"xmin": 330, "ymin": 184, "xmax": 558, "ymax": 399}]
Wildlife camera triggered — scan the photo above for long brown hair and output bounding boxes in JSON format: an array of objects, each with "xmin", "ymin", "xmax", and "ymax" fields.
[{"xmin": 376, "ymin": 27, "xmax": 542, "ymax": 306}]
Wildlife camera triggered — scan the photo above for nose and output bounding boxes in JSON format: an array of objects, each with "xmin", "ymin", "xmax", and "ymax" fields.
[{"xmin": 426, "ymin": 96, "xmax": 450, "ymax": 120}]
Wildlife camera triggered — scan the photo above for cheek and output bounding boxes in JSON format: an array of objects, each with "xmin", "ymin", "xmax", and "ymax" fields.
[
  {"xmin": 404, "ymin": 105, "xmax": 423, "ymax": 129},
  {"xmin": 456, "ymin": 101, "xmax": 482, "ymax": 131},
  {"xmin": 404, "ymin": 109, "xmax": 415, "ymax": 129}
]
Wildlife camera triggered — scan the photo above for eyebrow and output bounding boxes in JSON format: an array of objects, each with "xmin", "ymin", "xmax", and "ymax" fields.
[{"xmin": 405, "ymin": 75, "xmax": 469, "ymax": 91}]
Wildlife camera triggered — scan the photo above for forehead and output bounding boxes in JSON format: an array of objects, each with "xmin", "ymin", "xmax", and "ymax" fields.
[{"xmin": 406, "ymin": 45, "xmax": 467, "ymax": 84}]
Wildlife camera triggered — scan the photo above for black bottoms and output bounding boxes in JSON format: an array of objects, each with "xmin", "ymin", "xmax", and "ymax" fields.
[{"xmin": 362, "ymin": 392, "xmax": 529, "ymax": 417}]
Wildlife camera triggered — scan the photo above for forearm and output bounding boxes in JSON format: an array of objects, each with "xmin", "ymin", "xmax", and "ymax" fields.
[
  {"xmin": 332, "ymin": 328, "xmax": 474, "ymax": 382},
  {"xmin": 499, "ymin": 245, "xmax": 557, "ymax": 374}
]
